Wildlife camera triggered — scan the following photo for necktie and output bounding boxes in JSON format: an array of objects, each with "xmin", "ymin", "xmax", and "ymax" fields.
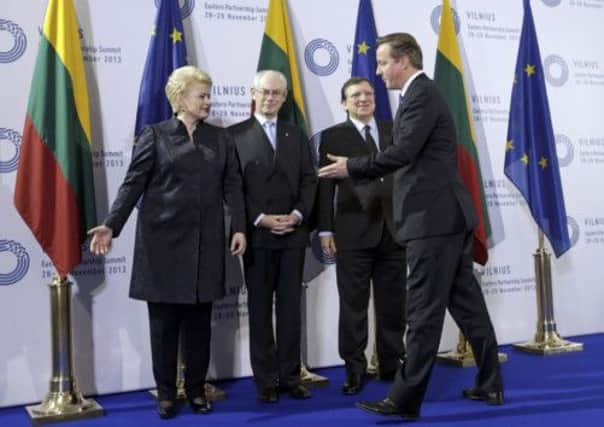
[
  {"xmin": 364, "ymin": 124, "xmax": 378, "ymax": 153},
  {"xmin": 264, "ymin": 121, "xmax": 276, "ymax": 149}
]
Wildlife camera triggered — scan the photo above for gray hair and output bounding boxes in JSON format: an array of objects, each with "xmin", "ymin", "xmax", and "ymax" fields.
[{"xmin": 253, "ymin": 69, "xmax": 288, "ymax": 90}]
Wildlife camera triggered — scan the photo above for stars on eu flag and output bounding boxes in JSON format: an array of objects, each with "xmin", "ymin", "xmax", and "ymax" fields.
[
  {"xmin": 521, "ymin": 153, "xmax": 529, "ymax": 165},
  {"xmin": 357, "ymin": 41, "xmax": 370, "ymax": 55},
  {"xmin": 170, "ymin": 27, "xmax": 183, "ymax": 44},
  {"xmin": 506, "ymin": 140, "xmax": 514, "ymax": 151},
  {"xmin": 539, "ymin": 156, "xmax": 548, "ymax": 169},
  {"xmin": 524, "ymin": 63, "xmax": 536, "ymax": 77}
]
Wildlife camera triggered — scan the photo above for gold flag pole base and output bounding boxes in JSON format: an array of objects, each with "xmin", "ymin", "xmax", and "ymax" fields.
[
  {"xmin": 513, "ymin": 332, "xmax": 583, "ymax": 355},
  {"xmin": 436, "ymin": 350, "xmax": 508, "ymax": 367},
  {"xmin": 148, "ymin": 382, "xmax": 226, "ymax": 402},
  {"xmin": 436, "ymin": 331, "xmax": 507, "ymax": 367},
  {"xmin": 366, "ymin": 352, "xmax": 379, "ymax": 377},
  {"xmin": 513, "ymin": 233, "xmax": 584, "ymax": 356},
  {"xmin": 26, "ymin": 275, "xmax": 104, "ymax": 424},
  {"xmin": 300, "ymin": 365, "xmax": 329, "ymax": 387},
  {"xmin": 26, "ymin": 394, "xmax": 103, "ymax": 425}
]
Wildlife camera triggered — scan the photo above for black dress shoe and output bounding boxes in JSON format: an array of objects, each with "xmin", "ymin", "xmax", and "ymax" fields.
[
  {"xmin": 189, "ymin": 396, "xmax": 213, "ymax": 414},
  {"xmin": 288, "ymin": 384, "xmax": 312, "ymax": 399},
  {"xmin": 356, "ymin": 398, "xmax": 419, "ymax": 420},
  {"xmin": 258, "ymin": 387, "xmax": 279, "ymax": 403},
  {"xmin": 462, "ymin": 388, "xmax": 504, "ymax": 405},
  {"xmin": 341, "ymin": 373, "xmax": 362, "ymax": 395},
  {"xmin": 157, "ymin": 400, "xmax": 178, "ymax": 419}
]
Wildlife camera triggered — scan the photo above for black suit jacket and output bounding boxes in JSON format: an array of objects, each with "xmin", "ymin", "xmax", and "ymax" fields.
[
  {"xmin": 317, "ymin": 119, "xmax": 395, "ymax": 250},
  {"xmin": 229, "ymin": 117, "xmax": 317, "ymax": 248},
  {"xmin": 347, "ymin": 74, "xmax": 476, "ymax": 243},
  {"xmin": 104, "ymin": 117, "xmax": 246, "ymax": 303}
]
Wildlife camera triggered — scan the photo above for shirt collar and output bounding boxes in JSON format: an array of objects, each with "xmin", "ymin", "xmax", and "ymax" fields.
[
  {"xmin": 349, "ymin": 116, "xmax": 377, "ymax": 135},
  {"xmin": 254, "ymin": 113, "xmax": 277, "ymax": 127},
  {"xmin": 400, "ymin": 70, "xmax": 424, "ymax": 99}
]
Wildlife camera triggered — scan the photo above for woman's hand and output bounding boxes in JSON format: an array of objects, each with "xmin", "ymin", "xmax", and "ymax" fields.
[
  {"xmin": 88, "ymin": 225, "xmax": 114, "ymax": 255},
  {"xmin": 230, "ymin": 232, "xmax": 247, "ymax": 256}
]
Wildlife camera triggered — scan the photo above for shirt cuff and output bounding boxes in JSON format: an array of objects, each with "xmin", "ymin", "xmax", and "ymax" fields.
[
  {"xmin": 254, "ymin": 213, "xmax": 265, "ymax": 227},
  {"xmin": 292, "ymin": 210, "xmax": 303, "ymax": 224}
]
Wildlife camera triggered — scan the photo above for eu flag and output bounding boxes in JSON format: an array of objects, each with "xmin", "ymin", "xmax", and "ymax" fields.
[
  {"xmin": 351, "ymin": 0, "xmax": 391, "ymax": 120},
  {"xmin": 134, "ymin": 0, "xmax": 187, "ymax": 136},
  {"xmin": 504, "ymin": 0, "xmax": 570, "ymax": 257}
]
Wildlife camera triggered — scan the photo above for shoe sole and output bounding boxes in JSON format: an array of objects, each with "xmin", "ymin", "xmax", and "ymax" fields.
[{"xmin": 356, "ymin": 403, "xmax": 419, "ymax": 421}]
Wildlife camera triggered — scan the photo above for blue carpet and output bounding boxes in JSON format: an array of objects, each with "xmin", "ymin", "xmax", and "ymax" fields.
[{"xmin": 2, "ymin": 334, "xmax": 603, "ymax": 426}]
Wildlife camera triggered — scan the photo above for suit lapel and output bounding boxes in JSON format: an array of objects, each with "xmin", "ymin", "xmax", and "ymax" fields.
[
  {"xmin": 249, "ymin": 119, "xmax": 274, "ymax": 167},
  {"xmin": 342, "ymin": 120, "xmax": 370, "ymax": 156},
  {"xmin": 273, "ymin": 121, "xmax": 289, "ymax": 169}
]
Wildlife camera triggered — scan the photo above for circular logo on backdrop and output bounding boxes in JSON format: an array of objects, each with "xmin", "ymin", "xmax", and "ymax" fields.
[
  {"xmin": 555, "ymin": 134, "xmax": 574, "ymax": 167},
  {"xmin": 541, "ymin": 0, "xmax": 562, "ymax": 7},
  {"xmin": 430, "ymin": 5, "xmax": 460, "ymax": 35},
  {"xmin": 304, "ymin": 38, "xmax": 339, "ymax": 76},
  {"xmin": 154, "ymin": 0, "xmax": 195, "ymax": 19},
  {"xmin": 0, "ymin": 128, "xmax": 22, "ymax": 173},
  {"xmin": 544, "ymin": 55, "xmax": 569, "ymax": 87},
  {"xmin": 0, "ymin": 18, "xmax": 27, "ymax": 63},
  {"xmin": 0, "ymin": 240, "xmax": 30, "ymax": 286},
  {"xmin": 566, "ymin": 216, "xmax": 580, "ymax": 248}
]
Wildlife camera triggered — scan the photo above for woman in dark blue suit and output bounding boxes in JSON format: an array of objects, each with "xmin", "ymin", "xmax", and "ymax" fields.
[{"xmin": 88, "ymin": 66, "xmax": 246, "ymax": 419}]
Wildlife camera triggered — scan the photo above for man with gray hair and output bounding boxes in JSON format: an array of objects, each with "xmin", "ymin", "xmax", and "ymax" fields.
[{"xmin": 230, "ymin": 70, "xmax": 317, "ymax": 403}]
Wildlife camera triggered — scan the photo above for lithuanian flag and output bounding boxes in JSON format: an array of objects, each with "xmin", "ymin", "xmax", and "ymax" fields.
[
  {"xmin": 434, "ymin": 0, "xmax": 490, "ymax": 265},
  {"xmin": 257, "ymin": 0, "xmax": 307, "ymax": 132},
  {"xmin": 14, "ymin": 0, "xmax": 97, "ymax": 279}
]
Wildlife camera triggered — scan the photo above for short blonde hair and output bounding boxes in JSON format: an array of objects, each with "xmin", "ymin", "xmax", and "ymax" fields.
[{"xmin": 165, "ymin": 66, "xmax": 212, "ymax": 113}]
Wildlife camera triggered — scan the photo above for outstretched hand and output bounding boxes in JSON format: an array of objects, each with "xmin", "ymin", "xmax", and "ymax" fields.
[
  {"xmin": 318, "ymin": 154, "xmax": 350, "ymax": 179},
  {"xmin": 88, "ymin": 225, "xmax": 113, "ymax": 255}
]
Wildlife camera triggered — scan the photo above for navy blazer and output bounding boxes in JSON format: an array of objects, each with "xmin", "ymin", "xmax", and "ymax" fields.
[
  {"xmin": 229, "ymin": 117, "xmax": 317, "ymax": 249},
  {"xmin": 317, "ymin": 119, "xmax": 395, "ymax": 250},
  {"xmin": 347, "ymin": 74, "xmax": 476, "ymax": 242}
]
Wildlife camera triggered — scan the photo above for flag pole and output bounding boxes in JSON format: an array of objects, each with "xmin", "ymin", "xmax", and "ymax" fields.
[
  {"xmin": 300, "ymin": 282, "xmax": 329, "ymax": 386},
  {"xmin": 513, "ymin": 231, "xmax": 582, "ymax": 354},
  {"xmin": 26, "ymin": 275, "xmax": 103, "ymax": 424}
]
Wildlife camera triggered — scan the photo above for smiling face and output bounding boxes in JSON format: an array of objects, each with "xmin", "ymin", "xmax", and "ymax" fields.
[
  {"xmin": 179, "ymin": 81, "xmax": 211, "ymax": 121},
  {"xmin": 376, "ymin": 43, "xmax": 407, "ymax": 90},
  {"xmin": 342, "ymin": 80, "xmax": 375, "ymax": 122},
  {"xmin": 252, "ymin": 71, "xmax": 287, "ymax": 119}
]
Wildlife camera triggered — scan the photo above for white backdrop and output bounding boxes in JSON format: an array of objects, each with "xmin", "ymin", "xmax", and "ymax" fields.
[{"xmin": 1, "ymin": 0, "xmax": 604, "ymax": 408}]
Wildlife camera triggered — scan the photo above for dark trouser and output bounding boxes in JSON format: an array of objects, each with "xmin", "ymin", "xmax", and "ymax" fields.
[
  {"xmin": 244, "ymin": 247, "xmax": 305, "ymax": 392},
  {"xmin": 336, "ymin": 231, "xmax": 406, "ymax": 377},
  {"xmin": 147, "ymin": 301, "xmax": 213, "ymax": 401},
  {"xmin": 388, "ymin": 230, "xmax": 501, "ymax": 414}
]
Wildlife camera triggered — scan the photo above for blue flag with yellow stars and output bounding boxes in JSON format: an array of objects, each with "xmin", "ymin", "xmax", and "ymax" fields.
[
  {"xmin": 504, "ymin": 0, "xmax": 570, "ymax": 257},
  {"xmin": 134, "ymin": 0, "xmax": 187, "ymax": 136},
  {"xmin": 351, "ymin": 0, "xmax": 391, "ymax": 120}
]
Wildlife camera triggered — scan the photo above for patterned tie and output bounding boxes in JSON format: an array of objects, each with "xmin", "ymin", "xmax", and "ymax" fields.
[
  {"xmin": 264, "ymin": 121, "xmax": 276, "ymax": 149},
  {"xmin": 364, "ymin": 124, "xmax": 378, "ymax": 153}
]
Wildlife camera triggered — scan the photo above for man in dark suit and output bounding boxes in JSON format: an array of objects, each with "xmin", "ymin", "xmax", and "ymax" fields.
[
  {"xmin": 317, "ymin": 77, "xmax": 406, "ymax": 395},
  {"xmin": 230, "ymin": 70, "xmax": 317, "ymax": 403},
  {"xmin": 319, "ymin": 33, "xmax": 503, "ymax": 420}
]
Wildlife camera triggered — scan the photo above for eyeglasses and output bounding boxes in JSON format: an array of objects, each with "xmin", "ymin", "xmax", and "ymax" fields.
[{"xmin": 255, "ymin": 88, "xmax": 285, "ymax": 97}]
